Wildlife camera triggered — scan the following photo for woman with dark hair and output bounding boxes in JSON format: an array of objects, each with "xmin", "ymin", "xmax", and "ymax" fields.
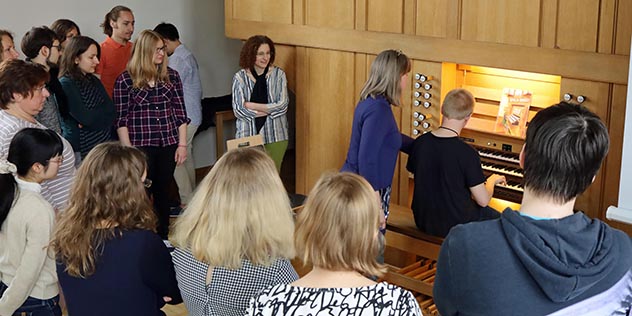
[
  {"xmin": 59, "ymin": 36, "xmax": 115, "ymax": 161},
  {"xmin": 0, "ymin": 59, "xmax": 75, "ymax": 212},
  {"xmin": 0, "ymin": 128, "xmax": 64, "ymax": 316},
  {"xmin": 114, "ymin": 30, "xmax": 189, "ymax": 239},
  {"xmin": 232, "ymin": 35, "xmax": 289, "ymax": 171},
  {"xmin": 0, "ymin": 30, "xmax": 19, "ymax": 62},
  {"xmin": 52, "ymin": 142, "xmax": 182, "ymax": 316},
  {"xmin": 50, "ymin": 19, "xmax": 81, "ymax": 50}
]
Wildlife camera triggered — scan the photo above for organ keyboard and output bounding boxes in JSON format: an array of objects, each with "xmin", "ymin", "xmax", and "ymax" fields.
[{"xmin": 474, "ymin": 145, "xmax": 524, "ymax": 204}]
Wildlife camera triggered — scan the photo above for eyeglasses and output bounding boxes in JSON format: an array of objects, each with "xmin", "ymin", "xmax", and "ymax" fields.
[
  {"xmin": 155, "ymin": 46, "xmax": 166, "ymax": 54},
  {"xmin": 47, "ymin": 156, "xmax": 63, "ymax": 164},
  {"xmin": 143, "ymin": 178, "xmax": 153, "ymax": 188}
]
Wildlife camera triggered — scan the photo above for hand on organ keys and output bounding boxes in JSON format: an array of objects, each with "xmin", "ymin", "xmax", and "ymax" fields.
[{"xmin": 488, "ymin": 174, "xmax": 507, "ymax": 186}]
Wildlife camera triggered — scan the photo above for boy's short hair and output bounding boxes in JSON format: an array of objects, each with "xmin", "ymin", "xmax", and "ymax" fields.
[
  {"xmin": 523, "ymin": 102, "xmax": 609, "ymax": 204},
  {"xmin": 153, "ymin": 22, "xmax": 180, "ymax": 41},
  {"xmin": 441, "ymin": 88, "xmax": 475, "ymax": 120},
  {"xmin": 21, "ymin": 26, "xmax": 58, "ymax": 59}
]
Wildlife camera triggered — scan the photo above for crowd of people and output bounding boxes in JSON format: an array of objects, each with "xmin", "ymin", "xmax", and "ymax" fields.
[{"xmin": 0, "ymin": 4, "xmax": 630, "ymax": 316}]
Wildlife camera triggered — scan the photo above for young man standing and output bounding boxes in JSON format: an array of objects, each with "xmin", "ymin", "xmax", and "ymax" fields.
[
  {"xmin": 153, "ymin": 22, "xmax": 201, "ymax": 207},
  {"xmin": 21, "ymin": 26, "xmax": 66, "ymax": 134},
  {"xmin": 97, "ymin": 5, "xmax": 134, "ymax": 98},
  {"xmin": 434, "ymin": 102, "xmax": 632, "ymax": 315},
  {"xmin": 407, "ymin": 88, "xmax": 505, "ymax": 237}
]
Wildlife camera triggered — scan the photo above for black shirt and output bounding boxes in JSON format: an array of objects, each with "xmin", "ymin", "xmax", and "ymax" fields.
[{"xmin": 406, "ymin": 132, "xmax": 485, "ymax": 237}]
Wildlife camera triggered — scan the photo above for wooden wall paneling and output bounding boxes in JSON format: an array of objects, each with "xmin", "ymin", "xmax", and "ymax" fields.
[
  {"xmin": 304, "ymin": 0, "xmax": 355, "ymax": 29},
  {"xmin": 293, "ymin": 0, "xmax": 304, "ymax": 24},
  {"xmin": 367, "ymin": 0, "xmax": 404, "ymax": 33},
  {"xmin": 598, "ymin": 0, "xmax": 617, "ymax": 54},
  {"xmin": 540, "ymin": 0, "xmax": 558, "ymax": 48},
  {"xmin": 356, "ymin": 0, "xmax": 368, "ymax": 30},
  {"xmin": 415, "ymin": 0, "xmax": 451, "ymax": 38},
  {"xmin": 403, "ymin": 0, "xmax": 416, "ymax": 35},
  {"xmin": 560, "ymin": 78, "xmax": 611, "ymax": 218},
  {"xmin": 460, "ymin": 0, "xmax": 541, "ymax": 47},
  {"xmin": 302, "ymin": 48, "xmax": 357, "ymax": 192},
  {"xmin": 232, "ymin": 0, "xmax": 293, "ymax": 23},
  {"xmin": 603, "ymin": 84, "xmax": 630, "ymax": 234},
  {"xmin": 615, "ymin": 0, "xmax": 632, "ymax": 55},
  {"xmin": 225, "ymin": 19, "xmax": 630, "ymax": 84},
  {"xmin": 295, "ymin": 46, "xmax": 309, "ymax": 194},
  {"xmin": 556, "ymin": 0, "xmax": 600, "ymax": 52},
  {"xmin": 274, "ymin": 45, "xmax": 297, "ymax": 92}
]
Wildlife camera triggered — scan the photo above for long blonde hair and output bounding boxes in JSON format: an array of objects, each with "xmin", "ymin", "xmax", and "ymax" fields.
[
  {"xmin": 295, "ymin": 172, "xmax": 386, "ymax": 276},
  {"xmin": 360, "ymin": 49, "xmax": 410, "ymax": 106},
  {"xmin": 51, "ymin": 142, "xmax": 156, "ymax": 278},
  {"xmin": 171, "ymin": 148, "xmax": 295, "ymax": 269},
  {"xmin": 127, "ymin": 30, "xmax": 169, "ymax": 89}
]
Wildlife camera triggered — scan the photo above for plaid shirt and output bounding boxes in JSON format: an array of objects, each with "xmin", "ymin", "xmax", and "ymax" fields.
[
  {"xmin": 114, "ymin": 68, "xmax": 190, "ymax": 147},
  {"xmin": 231, "ymin": 66, "xmax": 289, "ymax": 143}
]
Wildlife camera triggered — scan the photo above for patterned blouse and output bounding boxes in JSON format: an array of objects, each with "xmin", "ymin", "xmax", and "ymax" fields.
[
  {"xmin": 246, "ymin": 282, "xmax": 423, "ymax": 316},
  {"xmin": 231, "ymin": 66, "xmax": 289, "ymax": 144},
  {"xmin": 113, "ymin": 68, "xmax": 190, "ymax": 147},
  {"xmin": 172, "ymin": 248, "xmax": 298, "ymax": 316}
]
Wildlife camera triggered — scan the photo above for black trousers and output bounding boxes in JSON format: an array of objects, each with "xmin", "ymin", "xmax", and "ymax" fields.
[{"xmin": 139, "ymin": 145, "xmax": 177, "ymax": 239}]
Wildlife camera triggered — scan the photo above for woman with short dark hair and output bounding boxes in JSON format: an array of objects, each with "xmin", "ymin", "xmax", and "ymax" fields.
[
  {"xmin": 232, "ymin": 35, "xmax": 289, "ymax": 171},
  {"xmin": 0, "ymin": 59, "xmax": 75, "ymax": 211}
]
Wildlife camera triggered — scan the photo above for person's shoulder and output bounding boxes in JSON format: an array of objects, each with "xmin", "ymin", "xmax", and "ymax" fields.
[
  {"xmin": 14, "ymin": 190, "xmax": 53, "ymax": 216},
  {"xmin": 269, "ymin": 66, "xmax": 285, "ymax": 75},
  {"xmin": 446, "ymin": 218, "xmax": 503, "ymax": 246}
]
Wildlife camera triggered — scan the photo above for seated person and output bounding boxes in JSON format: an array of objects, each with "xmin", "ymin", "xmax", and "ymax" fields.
[
  {"xmin": 407, "ymin": 88, "xmax": 505, "ymax": 237},
  {"xmin": 246, "ymin": 172, "xmax": 422, "ymax": 315},
  {"xmin": 170, "ymin": 148, "xmax": 297, "ymax": 316},
  {"xmin": 433, "ymin": 102, "xmax": 632, "ymax": 315}
]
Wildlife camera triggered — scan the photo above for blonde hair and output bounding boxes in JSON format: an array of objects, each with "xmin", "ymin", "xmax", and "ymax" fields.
[
  {"xmin": 296, "ymin": 172, "xmax": 386, "ymax": 276},
  {"xmin": 360, "ymin": 49, "xmax": 411, "ymax": 106},
  {"xmin": 171, "ymin": 148, "xmax": 295, "ymax": 269},
  {"xmin": 127, "ymin": 30, "xmax": 169, "ymax": 89},
  {"xmin": 51, "ymin": 142, "xmax": 156, "ymax": 278},
  {"xmin": 441, "ymin": 88, "xmax": 475, "ymax": 120}
]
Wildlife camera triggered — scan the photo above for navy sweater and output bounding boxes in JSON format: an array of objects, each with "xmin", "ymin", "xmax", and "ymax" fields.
[
  {"xmin": 57, "ymin": 229, "xmax": 182, "ymax": 316},
  {"xmin": 342, "ymin": 95, "xmax": 413, "ymax": 190}
]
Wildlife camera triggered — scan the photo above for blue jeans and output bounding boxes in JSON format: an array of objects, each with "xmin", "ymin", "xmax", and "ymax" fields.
[{"xmin": 0, "ymin": 282, "xmax": 61, "ymax": 316}]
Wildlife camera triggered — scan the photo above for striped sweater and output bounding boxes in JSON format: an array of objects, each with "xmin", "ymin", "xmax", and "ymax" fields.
[{"xmin": 0, "ymin": 110, "xmax": 75, "ymax": 211}]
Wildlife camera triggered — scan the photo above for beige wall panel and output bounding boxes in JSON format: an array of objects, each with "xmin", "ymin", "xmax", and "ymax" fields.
[
  {"xmin": 295, "ymin": 47, "xmax": 309, "ymax": 194},
  {"xmin": 460, "ymin": 0, "xmax": 540, "ymax": 47},
  {"xmin": 301, "ymin": 48, "xmax": 357, "ymax": 192},
  {"xmin": 540, "ymin": 0, "xmax": 557, "ymax": 48},
  {"xmin": 367, "ymin": 0, "xmax": 404, "ymax": 33},
  {"xmin": 274, "ymin": 45, "xmax": 297, "ymax": 92},
  {"xmin": 293, "ymin": 0, "xmax": 304, "ymax": 24},
  {"xmin": 598, "ymin": 0, "xmax": 616, "ymax": 54},
  {"xmin": 556, "ymin": 0, "xmax": 600, "ymax": 52},
  {"xmin": 305, "ymin": 0, "xmax": 355, "ymax": 29},
  {"xmin": 603, "ymin": 84, "xmax": 627, "ymax": 229},
  {"xmin": 615, "ymin": 0, "xmax": 632, "ymax": 55},
  {"xmin": 415, "ymin": 0, "xmax": 450, "ymax": 38},
  {"xmin": 233, "ymin": 0, "xmax": 293, "ymax": 23},
  {"xmin": 560, "ymin": 78, "xmax": 610, "ymax": 218}
]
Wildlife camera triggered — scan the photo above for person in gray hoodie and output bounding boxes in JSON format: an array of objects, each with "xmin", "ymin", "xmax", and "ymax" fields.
[{"xmin": 433, "ymin": 101, "xmax": 632, "ymax": 316}]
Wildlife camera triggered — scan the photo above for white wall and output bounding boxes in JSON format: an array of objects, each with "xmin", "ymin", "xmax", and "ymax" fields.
[{"xmin": 0, "ymin": 0, "xmax": 242, "ymax": 97}]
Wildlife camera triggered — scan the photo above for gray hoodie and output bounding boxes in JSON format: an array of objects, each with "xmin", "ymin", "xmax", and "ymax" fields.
[{"xmin": 434, "ymin": 209, "xmax": 632, "ymax": 315}]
